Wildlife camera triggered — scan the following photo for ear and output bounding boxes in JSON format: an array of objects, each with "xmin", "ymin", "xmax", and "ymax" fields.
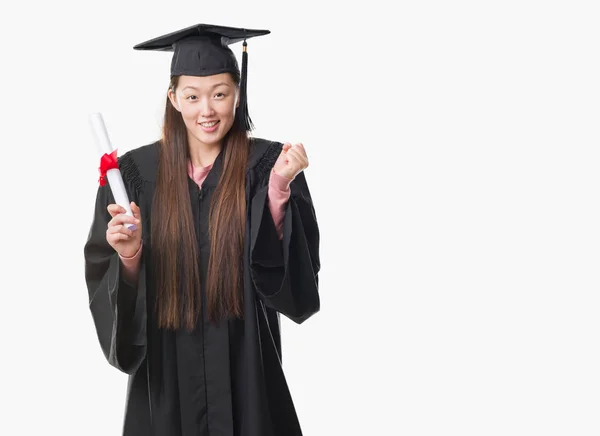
[
  {"xmin": 168, "ymin": 88, "xmax": 181, "ymax": 112},
  {"xmin": 235, "ymin": 87, "xmax": 240, "ymax": 109}
]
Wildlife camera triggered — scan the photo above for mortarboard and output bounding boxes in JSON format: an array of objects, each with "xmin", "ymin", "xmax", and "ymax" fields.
[{"xmin": 134, "ymin": 23, "xmax": 271, "ymax": 131}]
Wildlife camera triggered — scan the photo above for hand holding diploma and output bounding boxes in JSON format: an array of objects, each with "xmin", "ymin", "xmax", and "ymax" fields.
[
  {"xmin": 89, "ymin": 112, "xmax": 137, "ymax": 231},
  {"xmin": 106, "ymin": 202, "xmax": 142, "ymax": 258},
  {"xmin": 89, "ymin": 112, "xmax": 142, "ymax": 257}
]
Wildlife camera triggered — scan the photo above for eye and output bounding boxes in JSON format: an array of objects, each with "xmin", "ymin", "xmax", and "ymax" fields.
[
  {"xmin": 214, "ymin": 92, "xmax": 226, "ymax": 99},
  {"xmin": 185, "ymin": 95, "xmax": 197, "ymax": 101}
]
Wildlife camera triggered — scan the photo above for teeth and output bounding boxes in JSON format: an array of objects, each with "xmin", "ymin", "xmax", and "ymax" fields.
[{"xmin": 200, "ymin": 121, "xmax": 218, "ymax": 127}]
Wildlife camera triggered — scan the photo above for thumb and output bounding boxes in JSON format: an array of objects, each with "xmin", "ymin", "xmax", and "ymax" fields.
[
  {"xmin": 282, "ymin": 143, "xmax": 292, "ymax": 153},
  {"xmin": 131, "ymin": 201, "xmax": 141, "ymax": 219}
]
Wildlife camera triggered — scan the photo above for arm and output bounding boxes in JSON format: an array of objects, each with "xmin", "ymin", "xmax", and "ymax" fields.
[
  {"xmin": 250, "ymin": 170, "xmax": 320, "ymax": 324},
  {"xmin": 267, "ymin": 169, "xmax": 292, "ymax": 240},
  {"xmin": 83, "ymin": 185, "xmax": 147, "ymax": 374},
  {"xmin": 119, "ymin": 243, "xmax": 143, "ymax": 285}
]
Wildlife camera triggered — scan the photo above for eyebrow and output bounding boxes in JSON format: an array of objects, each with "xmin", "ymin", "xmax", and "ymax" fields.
[{"xmin": 182, "ymin": 82, "xmax": 231, "ymax": 91}]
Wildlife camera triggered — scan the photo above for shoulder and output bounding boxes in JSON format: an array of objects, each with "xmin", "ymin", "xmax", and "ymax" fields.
[
  {"xmin": 118, "ymin": 141, "xmax": 160, "ymax": 187},
  {"xmin": 119, "ymin": 140, "xmax": 159, "ymax": 171},
  {"xmin": 248, "ymin": 137, "xmax": 283, "ymax": 180}
]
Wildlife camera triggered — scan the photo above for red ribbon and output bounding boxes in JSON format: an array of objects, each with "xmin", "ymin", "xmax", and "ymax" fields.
[{"xmin": 98, "ymin": 149, "xmax": 119, "ymax": 186}]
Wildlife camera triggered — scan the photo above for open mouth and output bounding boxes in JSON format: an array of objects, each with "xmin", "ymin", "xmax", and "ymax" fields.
[
  {"xmin": 200, "ymin": 121, "xmax": 219, "ymax": 127},
  {"xmin": 199, "ymin": 120, "xmax": 220, "ymax": 132}
]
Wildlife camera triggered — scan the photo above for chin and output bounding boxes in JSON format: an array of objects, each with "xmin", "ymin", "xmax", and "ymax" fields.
[{"xmin": 193, "ymin": 131, "xmax": 224, "ymax": 147}]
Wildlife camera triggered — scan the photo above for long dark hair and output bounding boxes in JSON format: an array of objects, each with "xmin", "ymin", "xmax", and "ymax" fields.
[{"xmin": 151, "ymin": 72, "xmax": 250, "ymax": 330}]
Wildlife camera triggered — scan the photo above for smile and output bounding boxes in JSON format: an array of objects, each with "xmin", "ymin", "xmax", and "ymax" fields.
[
  {"xmin": 198, "ymin": 120, "xmax": 220, "ymax": 133},
  {"xmin": 199, "ymin": 121, "xmax": 219, "ymax": 127}
]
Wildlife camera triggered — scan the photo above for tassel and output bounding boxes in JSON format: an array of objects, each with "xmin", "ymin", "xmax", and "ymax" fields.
[{"xmin": 240, "ymin": 39, "xmax": 254, "ymax": 131}]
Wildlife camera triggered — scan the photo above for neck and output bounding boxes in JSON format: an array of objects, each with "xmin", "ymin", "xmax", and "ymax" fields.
[{"xmin": 188, "ymin": 136, "xmax": 222, "ymax": 167}]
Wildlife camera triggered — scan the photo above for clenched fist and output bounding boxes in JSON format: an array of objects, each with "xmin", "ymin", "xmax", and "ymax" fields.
[
  {"xmin": 272, "ymin": 143, "xmax": 309, "ymax": 181},
  {"xmin": 106, "ymin": 202, "xmax": 142, "ymax": 258}
]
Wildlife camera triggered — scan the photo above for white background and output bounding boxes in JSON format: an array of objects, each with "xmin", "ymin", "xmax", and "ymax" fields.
[{"xmin": 0, "ymin": 1, "xmax": 599, "ymax": 435}]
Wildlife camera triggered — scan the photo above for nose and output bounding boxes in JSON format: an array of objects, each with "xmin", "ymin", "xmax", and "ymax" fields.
[{"xmin": 199, "ymin": 98, "xmax": 215, "ymax": 118}]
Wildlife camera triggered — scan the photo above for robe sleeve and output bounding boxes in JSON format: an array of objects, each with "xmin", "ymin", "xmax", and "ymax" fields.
[
  {"xmin": 250, "ymin": 170, "xmax": 320, "ymax": 324},
  {"xmin": 83, "ymin": 183, "xmax": 147, "ymax": 374}
]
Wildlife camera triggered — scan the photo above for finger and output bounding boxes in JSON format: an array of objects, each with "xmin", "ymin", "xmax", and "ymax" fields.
[
  {"xmin": 108, "ymin": 214, "xmax": 136, "ymax": 228},
  {"xmin": 107, "ymin": 204, "xmax": 126, "ymax": 217},
  {"xmin": 292, "ymin": 144, "xmax": 308, "ymax": 160},
  {"xmin": 108, "ymin": 213, "xmax": 140, "ymax": 228},
  {"xmin": 107, "ymin": 231, "xmax": 131, "ymax": 246},
  {"xmin": 278, "ymin": 147, "xmax": 292, "ymax": 165},
  {"xmin": 277, "ymin": 145, "xmax": 290, "ymax": 162},
  {"xmin": 286, "ymin": 149, "xmax": 308, "ymax": 168},
  {"xmin": 131, "ymin": 202, "xmax": 142, "ymax": 220},
  {"xmin": 285, "ymin": 148, "xmax": 302, "ymax": 163},
  {"xmin": 285, "ymin": 148, "xmax": 300, "ymax": 160},
  {"xmin": 107, "ymin": 224, "xmax": 134, "ymax": 238},
  {"xmin": 107, "ymin": 232, "xmax": 132, "ymax": 245},
  {"xmin": 283, "ymin": 153, "xmax": 304, "ymax": 174}
]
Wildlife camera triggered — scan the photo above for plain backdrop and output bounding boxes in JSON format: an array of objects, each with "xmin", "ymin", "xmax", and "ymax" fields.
[{"xmin": 1, "ymin": 1, "xmax": 599, "ymax": 435}]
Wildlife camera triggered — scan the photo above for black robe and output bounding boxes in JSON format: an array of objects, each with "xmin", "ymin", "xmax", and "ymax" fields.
[{"xmin": 84, "ymin": 138, "xmax": 320, "ymax": 436}]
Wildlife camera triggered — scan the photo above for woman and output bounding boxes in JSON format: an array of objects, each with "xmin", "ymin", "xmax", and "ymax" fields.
[{"xmin": 84, "ymin": 23, "xmax": 320, "ymax": 436}]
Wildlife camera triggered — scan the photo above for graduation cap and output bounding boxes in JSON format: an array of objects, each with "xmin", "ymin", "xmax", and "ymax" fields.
[{"xmin": 134, "ymin": 24, "xmax": 271, "ymax": 131}]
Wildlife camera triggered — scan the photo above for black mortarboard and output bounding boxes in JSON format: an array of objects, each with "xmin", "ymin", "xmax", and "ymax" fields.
[{"xmin": 134, "ymin": 24, "xmax": 270, "ymax": 131}]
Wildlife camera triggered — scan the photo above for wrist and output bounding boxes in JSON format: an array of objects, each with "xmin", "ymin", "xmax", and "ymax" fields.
[
  {"xmin": 119, "ymin": 241, "xmax": 143, "ymax": 260},
  {"xmin": 271, "ymin": 168, "xmax": 293, "ymax": 190}
]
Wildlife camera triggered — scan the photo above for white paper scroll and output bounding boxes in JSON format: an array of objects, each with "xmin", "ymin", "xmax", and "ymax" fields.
[{"xmin": 89, "ymin": 113, "xmax": 136, "ymax": 230}]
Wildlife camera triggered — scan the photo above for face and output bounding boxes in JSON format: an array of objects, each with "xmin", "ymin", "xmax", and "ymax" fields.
[{"xmin": 168, "ymin": 73, "xmax": 239, "ymax": 149}]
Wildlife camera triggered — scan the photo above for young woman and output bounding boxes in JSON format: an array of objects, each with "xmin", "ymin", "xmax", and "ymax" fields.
[{"xmin": 84, "ymin": 23, "xmax": 320, "ymax": 436}]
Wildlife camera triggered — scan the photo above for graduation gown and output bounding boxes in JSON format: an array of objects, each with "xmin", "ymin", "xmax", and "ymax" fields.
[{"xmin": 83, "ymin": 138, "xmax": 320, "ymax": 436}]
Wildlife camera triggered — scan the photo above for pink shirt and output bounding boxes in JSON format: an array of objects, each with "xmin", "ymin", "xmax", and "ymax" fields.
[{"xmin": 119, "ymin": 162, "xmax": 292, "ymax": 284}]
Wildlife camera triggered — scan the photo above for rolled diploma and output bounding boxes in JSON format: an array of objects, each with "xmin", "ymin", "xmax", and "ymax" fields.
[{"xmin": 89, "ymin": 112, "xmax": 136, "ymax": 230}]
